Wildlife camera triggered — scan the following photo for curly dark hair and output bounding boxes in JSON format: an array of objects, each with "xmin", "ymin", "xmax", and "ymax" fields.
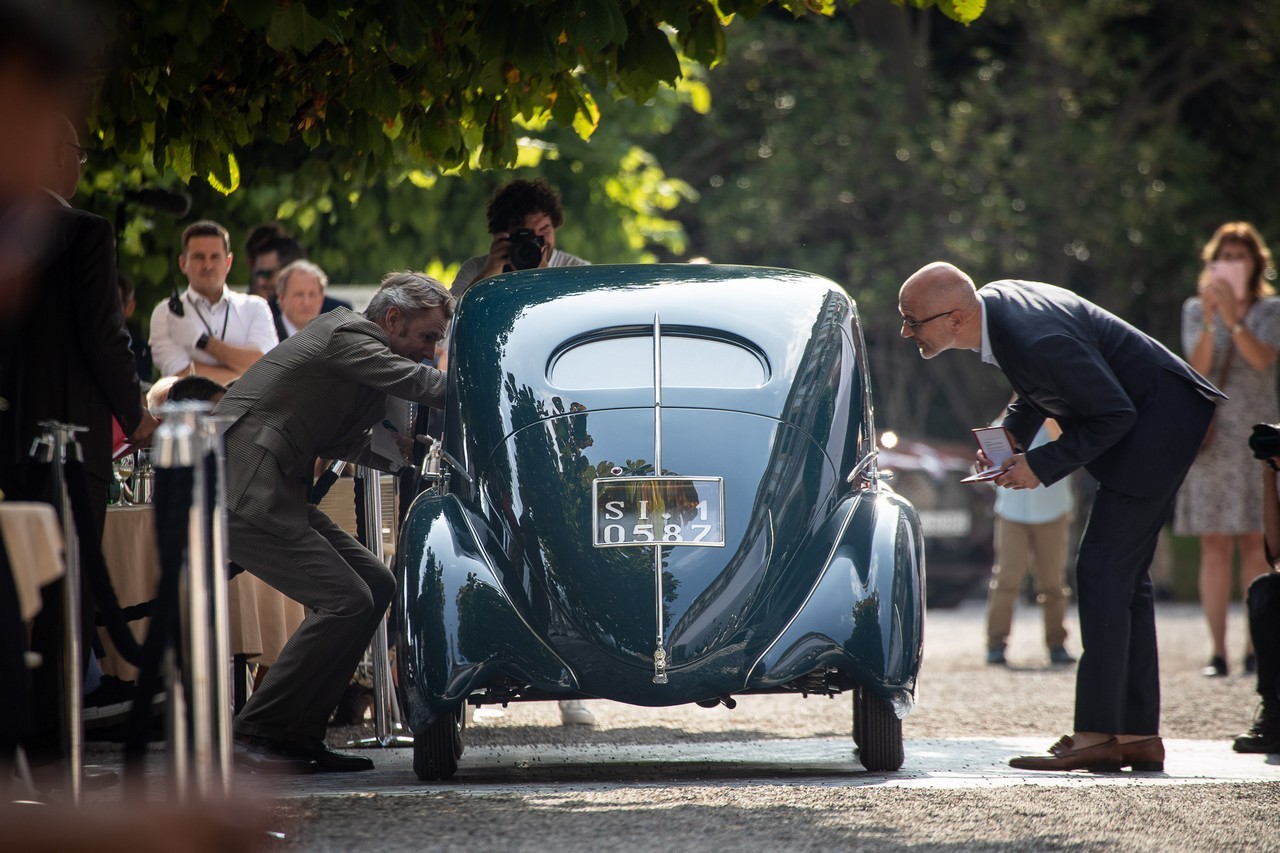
[{"xmin": 485, "ymin": 178, "xmax": 564, "ymax": 234}]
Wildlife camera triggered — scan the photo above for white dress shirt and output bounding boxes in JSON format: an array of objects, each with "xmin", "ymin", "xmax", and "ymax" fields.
[{"xmin": 149, "ymin": 284, "xmax": 278, "ymax": 377}]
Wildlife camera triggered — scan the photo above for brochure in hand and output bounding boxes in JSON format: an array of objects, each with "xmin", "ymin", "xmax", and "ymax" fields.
[{"xmin": 960, "ymin": 426, "xmax": 1015, "ymax": 484}]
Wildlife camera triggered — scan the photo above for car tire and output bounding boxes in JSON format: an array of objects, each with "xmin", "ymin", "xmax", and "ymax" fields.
[
  {"xmin": 853, "ymin": 687, "xmax": 904, "ymax": 772},
  {"xmin": 413, "ymin": 707, "xmax": 464, "ymax": 781}
]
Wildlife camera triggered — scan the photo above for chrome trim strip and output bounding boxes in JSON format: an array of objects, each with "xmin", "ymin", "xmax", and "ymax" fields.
[
  {"xmin": 651, "ymin": 312, "xmax": 668, "ymax": 683},
  {"xmin": 846, "ymin": 449, "xmax": 879, "ymax": 486},
  {"xmin": 653, "ymin": 312, "xmax": 662, "ymax": 473}
]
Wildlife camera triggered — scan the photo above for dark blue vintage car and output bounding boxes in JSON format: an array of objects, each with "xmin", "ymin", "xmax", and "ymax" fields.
[{"xmin": 396, "ymin": 264, "xmax": 924, "ymax": 779}]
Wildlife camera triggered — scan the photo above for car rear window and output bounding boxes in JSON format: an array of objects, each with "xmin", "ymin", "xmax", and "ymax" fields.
[{"xmin": 549, "ymin": 333, "xmax": 768, "ymax": 390}]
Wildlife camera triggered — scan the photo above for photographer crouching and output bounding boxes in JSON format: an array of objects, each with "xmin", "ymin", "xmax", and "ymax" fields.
[
  {"xmin": 452, "ymin": 177, "xmax": 589, "ymax": 298},
  {"xmin": 1240, "ymin": 422, "xmax": 1280, "ymax": 753}
]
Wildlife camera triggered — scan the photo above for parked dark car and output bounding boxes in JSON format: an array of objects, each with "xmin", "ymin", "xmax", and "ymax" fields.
[
  {"xmin": 396, "ymin": 264, "xmax": 925, "ymax": 779},
  {"xmin": 877, "ymin": 433, "xmax": 996, "ymax": 608}
]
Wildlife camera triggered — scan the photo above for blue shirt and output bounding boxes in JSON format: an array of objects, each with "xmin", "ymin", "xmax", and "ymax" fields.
[{"xmin": 992, "ymin": 423, "xmax": 1074, "ymax": 524}]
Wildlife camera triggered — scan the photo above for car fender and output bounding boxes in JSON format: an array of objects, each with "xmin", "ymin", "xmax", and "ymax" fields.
[
  {"xmin": 397, "ymin": 492, "xmax": 577, "ymax": 731},
  {"xmin": 745, "ymin": 488, "xmax": 924, "ymax": 710}
]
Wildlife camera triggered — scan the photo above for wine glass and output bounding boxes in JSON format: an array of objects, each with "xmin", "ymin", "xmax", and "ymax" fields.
[
  {"xmin": 115, "ymin": 452, "xmax": 136, "ymax": 505},
  {"xmin": 135, "ymin": 449, "xmax": 153, "ymax": 503}
]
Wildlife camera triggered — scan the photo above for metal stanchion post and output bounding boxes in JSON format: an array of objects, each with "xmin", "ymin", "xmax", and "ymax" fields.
[
  {"xmin": 154, "ymin": 402, "xmax": 225, "ymax": 800},
  {"xmin": 347, "ymin": 467, "xmax": 412, "ymax": 748},
  {"xmin": 202, "ymin": 415, "xmax": 235, "ymax": 796},
  {"xmin": 154, "ymin": 405, "xmax": 197, "ymax": 800},
  {"xmin": 31, "ymin": 420, "xmax": 88, "ymax": 805}
]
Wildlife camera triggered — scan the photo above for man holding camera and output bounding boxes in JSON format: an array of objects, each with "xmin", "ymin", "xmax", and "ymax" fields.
[
  {"xmin": 452, "ymin": 178, "xmax": 588, "ymax": 298},
  {"xmin": 449, "ymin": 178, "xmax": 595, "ymax": 727}
]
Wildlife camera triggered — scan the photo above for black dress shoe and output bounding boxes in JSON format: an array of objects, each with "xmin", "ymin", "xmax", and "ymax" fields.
[
  {"xmin": 1201, "ymin": 655, "xmax": 1228, "ymax": 677},
  {"xmin": 277, "ymin": 735, "xmax": 375, "ymax": 772},
  {"xmin": 233, "ymin": 735, "xmax": 316, "ymax": 775},
  {"xmin": 1233, "ymin": 699, "xmax": 1280, "ymax": 754}
]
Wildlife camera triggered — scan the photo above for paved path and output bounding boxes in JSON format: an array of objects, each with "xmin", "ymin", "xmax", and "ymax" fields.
[{"xmin": 241, "ymin": 736, "xmax": 1279, "ymax": 800}]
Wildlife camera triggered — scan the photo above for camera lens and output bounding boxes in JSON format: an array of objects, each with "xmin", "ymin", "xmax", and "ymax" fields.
[{"xmin": 507, "ymin": 228, "xmax": 544, "ymax": 271}]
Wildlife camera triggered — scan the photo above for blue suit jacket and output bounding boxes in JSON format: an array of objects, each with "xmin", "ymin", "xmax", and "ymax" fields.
[{"xmin": 980, "ymin": 280, "xmax": 1224, "ymax": 497}]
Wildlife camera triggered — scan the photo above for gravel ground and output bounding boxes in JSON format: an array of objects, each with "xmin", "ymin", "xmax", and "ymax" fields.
[{"xmin": 265, "ymin": 601, "xmax": 1278, "ymax": 851}]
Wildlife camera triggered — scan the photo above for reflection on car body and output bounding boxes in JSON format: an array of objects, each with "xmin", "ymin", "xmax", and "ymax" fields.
[
  {"xmin": 396, "ymin": 264, "xmax": 925, "ymax": 778},
  {"xmin": 878, "ymin": 432, "xmax": 995, "ymax": 607}
]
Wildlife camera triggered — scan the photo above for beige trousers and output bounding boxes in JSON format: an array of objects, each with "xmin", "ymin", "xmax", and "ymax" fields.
[{"xmin": 986, "ymin": 513, "xmax": 1071, "ymax": 649}]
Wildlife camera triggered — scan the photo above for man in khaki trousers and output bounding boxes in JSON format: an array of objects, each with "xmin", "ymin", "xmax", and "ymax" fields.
[{"xmin": 986, "ymin": 415, "xmax": 1076, "ymax": 666}]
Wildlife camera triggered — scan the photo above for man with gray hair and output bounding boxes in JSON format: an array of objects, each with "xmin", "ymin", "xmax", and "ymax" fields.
[
  {"xmin": 274, "ymin": 259, "xmax": 328, "ymax": 339},
  {"xmin": 215, "ymin": 271, "xmax": 452, "ymax": 773}
]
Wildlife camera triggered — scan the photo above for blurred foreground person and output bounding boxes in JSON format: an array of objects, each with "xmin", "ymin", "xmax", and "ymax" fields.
[
  {"xmin": 1, "ymin": 113, "xmax": 157, "ymax": 781},
  {"xmin": 899, "ymin": 262, "xmax": 1222, "ymax": 772},
  {"xmin": 216, "ymin": 272, "xmax": 451, "ymax": 773},
  {"xmin": 1176, "ymin": 222, "xmax": 1280, "ymax": 678}
]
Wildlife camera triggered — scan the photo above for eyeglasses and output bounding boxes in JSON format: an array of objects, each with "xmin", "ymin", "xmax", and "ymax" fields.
[
  {"xmin": 253, "ymin": 268, "xmax": 279, "ymax": 279},
  {"xmin": 902, "ymin": 309, "xmax": 954, "ymax": 330},
  {"xmin": 68, "ymin": 143, "xmax": 88, "ymax": 166}
]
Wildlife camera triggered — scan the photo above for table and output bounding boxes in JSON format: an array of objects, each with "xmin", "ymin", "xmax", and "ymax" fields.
[
  {"xmin": 99, "ymin": 505, "xmax": 305, "ymax": 681},
  {"xmin": 0, "ymin": 501, "xmax": 65, "ymax": 621}
]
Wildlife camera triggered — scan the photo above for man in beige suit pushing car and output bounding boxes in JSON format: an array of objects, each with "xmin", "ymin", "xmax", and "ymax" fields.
[{"xmin": 215, "ymin": 272, "xmax": 452, "ymax": 773}]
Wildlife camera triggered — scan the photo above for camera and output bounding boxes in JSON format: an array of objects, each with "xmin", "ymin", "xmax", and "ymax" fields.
[
  {"xmin": 506, "ymin": 228, "xmax": 545, "ymax": 271},
  {"xmin": 1248, "ymin": 422, "xmax": 1280, "ymax": 461}
]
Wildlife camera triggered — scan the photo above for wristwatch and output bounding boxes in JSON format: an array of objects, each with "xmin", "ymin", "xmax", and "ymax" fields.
[{"xmin": 195, "ymin": 332, "xmax": 211, "ymax": 350}]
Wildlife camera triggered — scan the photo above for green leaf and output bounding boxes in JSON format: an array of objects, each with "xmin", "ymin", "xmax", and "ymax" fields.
[
  {"xmin": 939, "ymin": 0, "xmax": 987, "ymax": 25},
  {"xmin": 230, "ymin": 0, "xmax": 273, "ymax": 30},
  {"xmin": 389, "ymin": 0, "xmax": 426, "ymax": 54},
  {"xmin": 682, "ymin": 6, "xmax": 726, "ymax": 67},
  {"xmin": 206, "ymin": 152, "xmax": 241, "ymax": 195},
  {"xmin": 266, "ymin": 4, "xmax": 329, "ymax": 53},
  {"xmin": 511, "ymin": 10, "xmax": 558, "ymax": 74},
  {"xmin": 572, "ymin": 87, "xmax": 600, "ymax": 140},
  {"xmin": 574, "ymin": 0, "xmax": 628, "ymax": 52},
  {"xmin": 382, "ymin": 112, "xmax": 405, "ymax": 141}
]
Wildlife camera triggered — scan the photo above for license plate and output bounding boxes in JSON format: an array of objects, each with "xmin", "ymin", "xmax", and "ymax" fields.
[{"xmin": 592, "ymin": 477, "xmax": 725, "ymax": 547}]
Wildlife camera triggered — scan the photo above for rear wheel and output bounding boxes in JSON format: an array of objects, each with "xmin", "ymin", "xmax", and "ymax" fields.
[
  {"xmin": 413, "ymin": 707, "xmax": 464, "ymax": 780},
  {"xmin": 853, "ymin": 688, "xmax": 904, "ymax": 772}
]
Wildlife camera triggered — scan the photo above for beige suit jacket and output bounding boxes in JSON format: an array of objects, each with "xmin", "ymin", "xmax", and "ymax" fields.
[{"xmin": 215, "ymin": 308, "xmax": 446, "ymax": 540}]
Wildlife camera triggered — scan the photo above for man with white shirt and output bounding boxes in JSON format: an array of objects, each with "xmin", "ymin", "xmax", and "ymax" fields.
[
  {"xmin": 149, "ymin": 220, "xmax": 278, "ymax": 384},
  {"xmin": 274, "ymin": 260, "xmax": 327, "ymax": 339}
]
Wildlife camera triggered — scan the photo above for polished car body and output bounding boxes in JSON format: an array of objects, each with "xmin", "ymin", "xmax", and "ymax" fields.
[{"xmin": 396, "ymin": 264, "xmax": 925, "ymax": 777}]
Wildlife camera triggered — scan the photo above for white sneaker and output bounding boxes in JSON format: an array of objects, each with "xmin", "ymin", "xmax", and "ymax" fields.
[{"xmin": 558, "ymin": 699, "xmax": 595, "ymax": 726}]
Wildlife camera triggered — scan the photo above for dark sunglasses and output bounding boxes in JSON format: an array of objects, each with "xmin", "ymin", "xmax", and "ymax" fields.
[{"xmin": 253, "ymin": 268, "xmax": 279, "ymax": 279}]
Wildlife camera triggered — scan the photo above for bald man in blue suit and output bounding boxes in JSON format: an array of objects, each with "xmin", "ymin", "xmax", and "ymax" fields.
[{"xmin": 899, "ymin": 262, "xmax": 1223, "ymax": 772}]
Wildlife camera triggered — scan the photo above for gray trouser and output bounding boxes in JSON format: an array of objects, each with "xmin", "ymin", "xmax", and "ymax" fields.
[{"xmin": 229, "ymin": 504, "xmax": 394, "ymax": 741}]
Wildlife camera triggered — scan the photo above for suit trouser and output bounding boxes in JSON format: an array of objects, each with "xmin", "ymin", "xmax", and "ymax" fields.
[
  {"xmin": 229, "ymin": 504, "xmax": 395, "ymax": 742},
  {"xmin": 1072, "ymin": 410, "xmax": 1209, "ymax": 734},
  {"xmin": 987, "ymin": 513, "xmax": 1071, "ymax": 649},
  {"xmin": 1247, "ymin": 573, "xmax": 1280, "ymax": 702}
]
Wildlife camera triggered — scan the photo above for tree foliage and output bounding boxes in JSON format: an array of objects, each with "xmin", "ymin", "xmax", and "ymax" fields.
[
  {"xmin": 93, "ymin": 1, "xmax": 983, "ymax": 187},
  {"xmin": 647, "ymin": 1, "xmax": 1280, "ymax": 438}
]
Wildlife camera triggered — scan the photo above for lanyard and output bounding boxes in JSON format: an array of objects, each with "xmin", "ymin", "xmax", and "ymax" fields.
[{"xmin": 186, "ymin": 295, "xmax": 231, "ymax": 340}]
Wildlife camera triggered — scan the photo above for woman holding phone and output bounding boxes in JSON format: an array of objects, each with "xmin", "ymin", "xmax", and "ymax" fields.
[{"xmin": 1177, "ymin": 221, "xmax": 1280, "ymax": 676}]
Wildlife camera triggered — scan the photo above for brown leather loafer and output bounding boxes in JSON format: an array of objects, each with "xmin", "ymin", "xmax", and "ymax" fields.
[
  {"xmin": 1119, "ymin": 736, "xmax": 1164, "ymax": 772},
  {"xmin": 1009, "ymin": 735, "xmax": 1122, "ymax": 772}
]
